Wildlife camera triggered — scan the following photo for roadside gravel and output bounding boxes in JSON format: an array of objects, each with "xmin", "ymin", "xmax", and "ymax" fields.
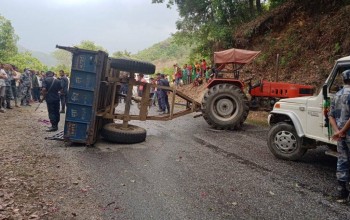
[{"xmin": 0, "ymin": 104, "xmax": 100, "ymax": 220}]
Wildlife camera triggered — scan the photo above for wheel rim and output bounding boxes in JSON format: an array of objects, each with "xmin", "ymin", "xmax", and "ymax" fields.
[
  {"xmin": 212, "ymin": 96, "xmax": 239, "ymax": 121},
  {"xmin": 274, "ymin": 130, "xmax": 297, "ymax": 154}
]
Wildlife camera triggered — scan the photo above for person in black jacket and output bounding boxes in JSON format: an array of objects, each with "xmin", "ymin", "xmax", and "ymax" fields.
[
  {"xmin": 42, "ymin": 71, "xmax": 62, "ymax": 132},
  {"xmin": 59, "ymin": 70, "xmax": 69, "ymax": 113}
]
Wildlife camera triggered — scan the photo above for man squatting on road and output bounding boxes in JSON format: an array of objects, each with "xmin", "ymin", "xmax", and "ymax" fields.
[
  {"xmin": 41, "ymin": 71, "xmax": 62, "ymax": 132},
  {"xmin": 329, "ymin": 69, "xmax": 350, "ymax": 203}
]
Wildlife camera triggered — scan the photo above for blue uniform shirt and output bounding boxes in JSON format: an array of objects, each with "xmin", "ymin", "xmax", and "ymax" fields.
[{"xmin": 329, "ymin": 85, "xmax": 350, "ymax": 136}]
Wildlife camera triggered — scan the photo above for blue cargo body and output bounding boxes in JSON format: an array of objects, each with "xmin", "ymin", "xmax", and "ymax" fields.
[{"xmin": 62, "ymin": 48, "xmax": 108, "ymax": 145}]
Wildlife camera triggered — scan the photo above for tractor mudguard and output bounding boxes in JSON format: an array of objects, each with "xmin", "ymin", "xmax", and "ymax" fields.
[{"xmin": 207, "ymin": 79, "xmax": 244, "ymax": 90}]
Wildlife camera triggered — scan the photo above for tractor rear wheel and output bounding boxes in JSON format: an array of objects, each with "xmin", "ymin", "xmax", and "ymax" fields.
[
  {"xmin": 101, "ymin": 123, "xmax": 146, "ymax": 144},
  {"xmin": 201, "ymin": 84, "xmax": 249, "ymax": 130}
]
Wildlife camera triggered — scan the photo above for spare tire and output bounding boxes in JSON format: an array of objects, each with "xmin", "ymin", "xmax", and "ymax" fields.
[
  {"xmin": 101, "ymin": 123, "xmax": 146, "ymax": 144},
  {"xmin": 201, "ymin": 84, "xmax": 249, "ymax": 130},
  {"xmin": 109, "ymin": 58, "xmax": 155, "ymax": 75}
]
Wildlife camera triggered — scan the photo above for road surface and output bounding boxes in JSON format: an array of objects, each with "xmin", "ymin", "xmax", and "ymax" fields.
[{"xmin": 49, "ymin": 105, "xmax": 350, "ymax": 220}]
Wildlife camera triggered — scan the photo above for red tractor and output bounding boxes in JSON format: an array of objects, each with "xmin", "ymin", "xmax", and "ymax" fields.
[{"xmin": 201, "ymin": 48, "xmax": 314, "ymax": 130}]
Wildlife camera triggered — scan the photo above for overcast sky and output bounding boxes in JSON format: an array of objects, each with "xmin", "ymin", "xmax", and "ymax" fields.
[{"xmin": 0, "ymin": 0, "xmax": 179, "ymax": 54}]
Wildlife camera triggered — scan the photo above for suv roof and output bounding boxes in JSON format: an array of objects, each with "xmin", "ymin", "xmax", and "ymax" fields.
[{"xmin": 337, "ymin": 56, "xmax": 350, "ymax": 62}]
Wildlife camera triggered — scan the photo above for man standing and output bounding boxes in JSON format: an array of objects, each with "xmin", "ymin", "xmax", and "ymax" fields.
[
  {"xmin": 329, "ymin": 69, "xmax": 350, "ymax": 203},
  {"xmin": 3, "ymin": 64, "xmax": 13, "ymax": 109},
  {"xmin": 137, "ymin": 73, "xmax": 147, "ymax": 97},
  {"xmin": 0, "ymin": 65, "xmax": 7, "ymax": 113},
  {"xmin": 42, "ymin": 71, "xmax": 62, "ymax": 132},
  {"xmin": 20, "ymin": 68, "xmax": 32, "ymax": 106},
  {"xmin": 159, "ymin": 74, "xmax": 170, "ymax": 114},
  {"xmin": 59, "ymin": 70, "xmax": 69, "ymax": 113},
  {"xmin": 32, "ymin": 71, "xmax": 41, "ymax": 102}
]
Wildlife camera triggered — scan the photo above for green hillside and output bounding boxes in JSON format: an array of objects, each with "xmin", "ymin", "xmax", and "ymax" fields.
[{"xmin": 133, "ymin": 38, "xmax": 191, "ymax": 73}]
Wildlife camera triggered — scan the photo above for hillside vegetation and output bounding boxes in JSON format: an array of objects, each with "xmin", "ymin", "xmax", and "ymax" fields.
[
  {"xmin": 235, "ymin": 0, "xmax": 350, "ymax": 87},
  {"xmin": 137, "ymin": 0, "xmax": 350, "ymax": 89},
  {"xmin": 133, "ymin": 38, "xmax": 191, "ymax": 73}
]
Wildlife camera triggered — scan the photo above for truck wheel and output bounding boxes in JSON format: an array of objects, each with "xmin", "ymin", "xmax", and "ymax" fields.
[
  {"xmin": 201, "ymin": 84, "xmax": 249, "ymax": 130},
  {"xmin": 109, "ymin": 58, "xmax": 155, "ymax": 75},
  {"xmin": 267, "ymin": 123, "xmax": 306, "ymax": 160},
  {"xmin": 101, "ymin": 123, "xmax": 146, "ymax": 144}
]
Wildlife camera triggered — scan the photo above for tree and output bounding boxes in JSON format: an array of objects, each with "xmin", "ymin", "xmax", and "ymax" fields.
[
  {"xmin": 0, "ymin": 14, "xmax": 18, "ymax": 62},
  {"xmin": 152, "ymin": 0, "xmax": 263, "ymax": 59},
  {"xmin": 76, "ymin": 40, "xmax": 108, "ymax": 52},
  {"xmin": 112, "ymin": 50, "xmax": 132, "ymax": 58},
  {"xmin": 53, "ymin": 40, "xmax": 108, "ymax": 70},
  {"xmin": 6, "ymin": 52, "xmax": 46, "ymax": 72}
]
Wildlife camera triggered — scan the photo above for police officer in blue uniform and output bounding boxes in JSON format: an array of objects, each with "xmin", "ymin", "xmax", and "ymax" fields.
[
  {"xmin": 158, "ymin": 74, "xmax": 170, "ymax": 114},
  {"xmin": 42, "ymin": 71, "xmax": 62, "ymax": 132},
  {"xmin": 329, "ymin": 69, "xmax": 350, "ymax": 202}
]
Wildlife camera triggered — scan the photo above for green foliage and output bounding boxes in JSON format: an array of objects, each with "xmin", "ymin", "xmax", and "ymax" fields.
[
  {"xmin": 0, "ymin": 14, "xmax": 18, "ymax": 62},
  {"xmin": 52, "ymin": 50, "xmax": 72, "ymax": 68},
  {"xmin": 267, "ymin": 0, "xmax": 287, "ymax": 9},
  {"xmin": 112, "ymin": 50, "xmax": 132, "ymax": 58},
  {"xmin": 334, "ymin": 42, "xmax": 341, "ymax": 54},
  {"xmin": 49, "ymin": 64, "xmax": 71, "ymax": 76},
  {"xmin": 6, "ymin": 52, "xmax": 47, "ymax": 71},
  {"xmin": 53, "ymin": 40, "xmax": 107, "ymax": 70},
  {"xmin": 153, "ymin": 0, "xmax": 264, "ymax": 58},
  {"xmin": 133, "ymin": 38, "xmax": 191, "ymax": 64},
  {"xmin": 76, "ymin": 40, "xmax": 108, "ymax": 52}
]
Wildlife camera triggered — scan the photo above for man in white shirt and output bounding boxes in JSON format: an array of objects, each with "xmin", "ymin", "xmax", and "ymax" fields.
[{"xmin": 0, "ymin": 64, "xmax": 7, "ymax": 113}]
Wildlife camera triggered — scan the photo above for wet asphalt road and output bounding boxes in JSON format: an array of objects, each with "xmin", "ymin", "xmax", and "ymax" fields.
[{"xmin": 57, "ymin": 106, "xmax": 350, "ymax": 220}]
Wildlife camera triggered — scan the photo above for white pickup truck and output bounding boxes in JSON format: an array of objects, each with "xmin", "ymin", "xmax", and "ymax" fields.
[{"xmin": 267, "ymin": 55, "xmax": 350, "ymax": 160}]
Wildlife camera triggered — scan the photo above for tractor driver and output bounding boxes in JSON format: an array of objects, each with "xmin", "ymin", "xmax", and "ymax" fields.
[{"xmin": 329, "ymin": 69, "xmax": 350, "ymax": 203}]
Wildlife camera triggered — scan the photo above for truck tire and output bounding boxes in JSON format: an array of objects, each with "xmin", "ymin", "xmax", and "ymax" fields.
[
  {"xmin": 109, "ymin": 58, "xmax": 155, "ymax": 75},
  {"xmin": 201, "ymin": 84, "xmax": 249, "ymax": 130},
  {"xmin": 101, "ymin": 123, "xmax": 146, "ymax": 144},
  {"xmin": 267, "ymin": 123, "xmax": 306, "ymax": 160}
]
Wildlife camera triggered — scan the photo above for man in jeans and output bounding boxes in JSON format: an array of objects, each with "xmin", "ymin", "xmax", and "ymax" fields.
[{"xmin": 59, "ymin": 70, "xmax": 69, "ymax": 113}]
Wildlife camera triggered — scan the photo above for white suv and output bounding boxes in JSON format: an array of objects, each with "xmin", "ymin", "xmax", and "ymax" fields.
[{"xmin": 267, "ymin": 56, "xmax": 350, "ymax": 160}]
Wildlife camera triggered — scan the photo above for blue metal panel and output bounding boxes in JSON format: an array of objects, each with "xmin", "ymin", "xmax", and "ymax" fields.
[
  {"xmin": 66, "ymin": 104, "xmax": 93, "ymax": 123},
  {"xmin": 60, "ymin": 47, "xmax": 108, "ymax": 145},
  {"xmin": 68, "ymin": 88, "xmax": 94, "ymax": 106},
  {"xmin": 64, "ymin": 51, "xmax": 99, "ymax": 143},
  {"xmin": 64, "ymin": 121, "xmax": 89, "ymax": 142},
  {"xmin": 71, "ymin": 53, "xmax": 97, "ymax": 73},
  {"xmin": 69, "ymin": 70, "xmax": 96, "ymax": 91}
]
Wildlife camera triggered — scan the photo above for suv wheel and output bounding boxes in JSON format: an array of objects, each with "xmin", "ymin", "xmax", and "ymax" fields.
[{"xmin": 267, "ymin": 122, "xmax": 307, "ymax": 160}]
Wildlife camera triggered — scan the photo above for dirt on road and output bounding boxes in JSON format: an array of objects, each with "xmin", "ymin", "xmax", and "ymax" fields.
[
  {"xmin": 0, "ymin": 105, "xmax": 99, "ymax": 220},
  {"xmin": 0, "ymin": 89, "xmax": 268, "ymax": 219}
]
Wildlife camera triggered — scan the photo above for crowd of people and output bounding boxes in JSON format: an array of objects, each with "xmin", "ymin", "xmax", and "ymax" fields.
[
  {"xmin": 136, "ymin": 73, "xmax": 170, "ymax": 115},
  {"xmin": 133, "ymin": 59, "xmax": 216, "ymax": 115},
  {"xmin": 0, "ymin": 64, "xmax": 69, "ymax": 131},
  {"xmin": 172, "ymin": 59, "xmax": 216, "ymax": 88}
]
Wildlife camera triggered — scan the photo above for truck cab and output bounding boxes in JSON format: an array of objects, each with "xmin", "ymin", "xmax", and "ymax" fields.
[{"xmin": 267, "ymin": 56, "xmax": 350, "ymax": 160}]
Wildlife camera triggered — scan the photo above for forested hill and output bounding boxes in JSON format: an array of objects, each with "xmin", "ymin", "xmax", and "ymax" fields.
[
  {"xmin": 235, "ymin": 0, "xmax": 350, "ymax": 87},
  {"xmin": 133, "ymin": 38, "xmax": 190, "ymax": 73},
  {"xmin": 136, "ymin": 0, "xmax": 350, "ymax": 88}
]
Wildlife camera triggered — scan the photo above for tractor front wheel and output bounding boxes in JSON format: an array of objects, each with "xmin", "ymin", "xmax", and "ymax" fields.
[{"xmin": 201, "ymin": 84, "xmax": 249, "ymax": 130}]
